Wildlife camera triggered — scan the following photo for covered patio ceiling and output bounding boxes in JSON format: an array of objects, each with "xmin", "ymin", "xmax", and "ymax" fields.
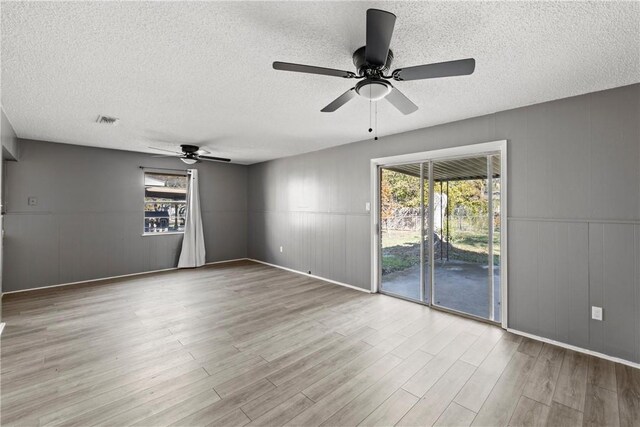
[{"xmin": 385, "ymin": 155, "xmax": 500, "ymax": 181}]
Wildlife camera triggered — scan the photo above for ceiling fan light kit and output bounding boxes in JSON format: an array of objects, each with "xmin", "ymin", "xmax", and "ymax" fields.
[
  {"xmin": 355, "ymin": 79, "xmax": 391, "ymax": 100},
  {"xmin": 272, "ymin": 9, "xmax": 476, "ymax": 115}
]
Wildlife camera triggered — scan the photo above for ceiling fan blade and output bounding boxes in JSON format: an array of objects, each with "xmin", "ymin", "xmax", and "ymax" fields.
[
  {"xmin": 321, "ymin": 88, "xmax": 356, "ymax": 112},
  {"xmin": 197, "ymin": 155, "xmax": 231, "ymax": 163},
  {"xmin": 365, "ymin": 9, "xmax": 396, "ymax": 67},
  {"xmin": 392, "ymin": 58, "xmax": 475, "ymax": 81},
  {"xmin": 273, "ymin": 62, "xmax": 355, "ymax": 78},
  {"xmin": 148, "ymin": 146, "xmax": 182, "ymax": 154},
  {"xmin": 151, "ymin": 154, "xmax": 181, "ymax": 158},
  {"xmin": 385, "ymin": 86, "xmax": 418, "ymax": 115}
]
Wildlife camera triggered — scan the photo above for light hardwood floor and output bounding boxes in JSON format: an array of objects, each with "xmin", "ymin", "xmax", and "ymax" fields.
[{"xmin": 1, "ymin": 260, "xmax": 638, "ymax": 427}]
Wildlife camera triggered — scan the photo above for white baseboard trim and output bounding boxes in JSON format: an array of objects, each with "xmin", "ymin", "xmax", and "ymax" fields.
[
  {"xmin": 507, "ymin": 328, "xmax": 640, "ymax": 369},
  {"xmin": 2, "ymin": 258, "xmax": 249, "ymax": 295},
  {"xmin": 248, "ymin": 258, "xmax": 371, "ymax": 294},
  {"xmin": 205, "ymin": 258, "xmax": 249, "ymax": 266}
]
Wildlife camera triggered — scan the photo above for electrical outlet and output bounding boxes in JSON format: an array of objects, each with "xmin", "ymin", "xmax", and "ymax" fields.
[
  {"xmin": 27, "ymin": 197, "xmax": 37, "ymax": 206},
  {"xmin": 591, "ymin": 306, "xmax": 603, "ymax": 321},
  {"xmin": 279, "ymin": 246, "xmax": 283, "ymax": 253}
]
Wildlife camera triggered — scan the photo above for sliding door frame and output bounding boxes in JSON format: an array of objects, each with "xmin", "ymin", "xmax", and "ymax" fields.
[{"xmin": 370, "ymin": 140, "xmax": 508, "ymax": 328}]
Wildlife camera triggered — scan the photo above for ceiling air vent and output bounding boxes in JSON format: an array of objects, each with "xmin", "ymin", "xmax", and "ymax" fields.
[{"xmin": 96, "ymin": 115, "xmax": 120, "ymax": 125}]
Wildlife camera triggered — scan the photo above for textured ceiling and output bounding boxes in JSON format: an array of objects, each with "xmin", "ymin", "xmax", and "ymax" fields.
[{"xmin": 2, "ymin": 1, "xmax": 639, "ymax": 164}]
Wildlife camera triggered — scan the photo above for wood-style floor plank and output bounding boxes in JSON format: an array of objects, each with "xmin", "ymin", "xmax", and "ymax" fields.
[
  {"xmin": 320, "ymin": 350, "xmax": 433, "ymax": 426},
  {"xmin": 615, "ymin": 364, "xmax": 640, "ymax": 427},
  {"xmin": 434, "ymin": 402, "xmax": 476, "ymax": 427},
  {"xmin": 453, "ymin": 335, "xmax": 521, "ymax": 412},
  {"xmin": 459, "ymin": 326, "xmax": 504, "ymax": 367},
  {"xmin": 471, "ymin": 352, "xmax": 537, "ymax": 427},
  {"xmin": 286, "ymin": 354, "xmax": 403, "ymax": 426},
  {"xmin": 517, "ymin": 337, "xmax": 544, "ymax": 358},
  {"xmin": 521, "ymin": 343, "xmax": 565, "ymax": 406},
  {"xmin": 299, "ymin": 339, "xmax": 402, "ymax": 404},
  {"xmin": 241, "ymin": 342, "xmax": 372, "ymax": 420},
  {"xmin": 358, "ymin": 389, "xmax": 419, "ymax": 427},
  {"xmin": 397, "ymin": 360, "xmax": 476, "ymax": 427},
  {"xmin": 508, "ymin": 396, "xmax": 550, "ymax": 427},
  {"xmin": 42, "ymin": 367, "xmax": 210, "ymax": 427},
  {"xmin": 1, "ymin": 260, "xmax": 637, "ymax": 427},
  {"xmin": 246, "ymin": 393, "xmax": 314, "ymax": 427},
  {"xmin": 583, "ymin": 384, "xmax": 620, "ymax": 427},
  {"xmin": 553, "ymin": 350, "xmax": 589, "ymax": 411},
  {"xmin": 546, "ymin": 402, "xmax": 584, "ymax": 426},
  {"xmin": 402, "ymin": 331, "xmax": 479, "ymax": 398},
  {"xmin": 209, "ymin": 408, "xmax": 251, "ymax": 427},
  {"xmin": 588, "ymin": 356, "xmax": 618, "ymax": 393}
]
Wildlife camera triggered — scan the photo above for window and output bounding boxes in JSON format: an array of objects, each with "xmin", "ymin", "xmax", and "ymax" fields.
[{"xmin": 144, "ymin": 172, "xmax": 188, "ymax": 234}]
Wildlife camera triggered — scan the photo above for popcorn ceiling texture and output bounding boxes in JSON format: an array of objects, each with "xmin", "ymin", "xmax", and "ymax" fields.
[{"xmin": 1, "ymin": 1, "xmax": 639, "ymax": 164}]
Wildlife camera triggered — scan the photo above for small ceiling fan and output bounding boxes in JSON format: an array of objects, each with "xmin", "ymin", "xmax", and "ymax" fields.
[
  {"xmin": 272, "ymin": 9, "xmax": 475, "ymax": 115},
  {"xmin": 149, "ymin": 145, "xmax": 231, "ymax": 164}
]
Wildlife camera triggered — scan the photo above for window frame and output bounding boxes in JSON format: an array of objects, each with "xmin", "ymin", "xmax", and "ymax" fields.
[{"xmin": 142, "ymin": 170, "xmax": 189, "ymax": 236}]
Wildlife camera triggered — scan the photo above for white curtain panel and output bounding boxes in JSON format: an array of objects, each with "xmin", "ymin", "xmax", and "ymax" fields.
[{"xmin": 178, "ymin": 169, "xmax": 206, "ymax": 268}]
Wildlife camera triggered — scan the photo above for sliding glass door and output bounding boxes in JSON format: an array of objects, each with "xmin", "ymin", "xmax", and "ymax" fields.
[
  {"xmin": 379, "ymin": 164, "xmax": 422, "ymax": 301},
  {"xmin": 378, "ymin": 153, "xmax": 502, "ymax": 323}
]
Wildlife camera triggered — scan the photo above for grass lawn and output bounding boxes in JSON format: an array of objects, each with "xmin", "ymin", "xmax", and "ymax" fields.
[
  {"xmin": 451, "ymin": 229, "xmax": 501, "ymax": 256},
  {"xmin": 381, "ymin": 230, "xmax": 421, "ymax": 248},
  {"xmin": 381, "ymin": 229, "xmax": 500, "ymax": 274}
]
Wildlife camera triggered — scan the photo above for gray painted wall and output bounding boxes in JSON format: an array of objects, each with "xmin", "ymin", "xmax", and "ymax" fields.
[
  {"xmin": 248, "ymin": 84, "xmax": 640, "ymax": 363},
  {"xmin": 1, "ymin": 108, "xmax": 20, "ymax": 294},
  {"xmin": 3, "ymin": 139, "xmax": 248, "ymax": 292}
]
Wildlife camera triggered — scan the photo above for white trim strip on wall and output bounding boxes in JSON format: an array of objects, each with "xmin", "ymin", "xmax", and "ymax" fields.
[
  {"xmin": 1, "ymin": 258, "xmax": 248, "ymax": 294},
  {"xmin": 509, "ymin": 217, "xmax": 640, "ymax": 225},
  {"xmin": 248, "ymin": 258, "xmax": 372, "ymax": 294},
  {"xmin": 508, "ymin": 328, "xmax": 640, "ymax": 369}
]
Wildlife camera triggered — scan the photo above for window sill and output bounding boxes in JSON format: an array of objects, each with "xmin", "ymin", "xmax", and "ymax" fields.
[{"xmin": 142, "ymin": 232, "xmax": 184, "ymax": 237}]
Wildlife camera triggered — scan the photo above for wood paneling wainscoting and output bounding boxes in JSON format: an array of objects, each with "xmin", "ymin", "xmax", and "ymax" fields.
[{"xmin": 2, "ymin": 261, "xmax": 638, "ymax": 426}]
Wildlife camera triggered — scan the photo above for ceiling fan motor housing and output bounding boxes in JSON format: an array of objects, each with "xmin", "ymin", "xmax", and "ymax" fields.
[
  {"xmin": 180, "ymin": 144, "xmax": 200, "ymax": 154},
  {"xmin": 352, "ymin": 46, "xmax": 394, "ymax": 76}
]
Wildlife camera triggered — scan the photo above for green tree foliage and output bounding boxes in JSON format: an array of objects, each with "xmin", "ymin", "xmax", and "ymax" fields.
[
  {"xmin": 381, "ymin": 170, "xmax": 421, "ymax": 209},
  {"xmin": 381, "ymin": 170, "xmax": 488, "ymax": 217},
  {"xmin": 445, "ymin": 180, "xmax": 487, "ymax": 217}
]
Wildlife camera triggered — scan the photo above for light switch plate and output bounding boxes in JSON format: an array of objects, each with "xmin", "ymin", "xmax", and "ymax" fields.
[
  {"xmin": 591, "ymin": 306, "xmax": 603, "ymax": 321},
  {"xmin": 279, "ymin": 246, "xmax": 283, "ymax": 253},
  {"xmin": 365, "ymin": 202, "xmax": 371, "ymax": 212},
  {"xmin": 27, "ymin": 197, "xmax": 37, "ymax": 206}
]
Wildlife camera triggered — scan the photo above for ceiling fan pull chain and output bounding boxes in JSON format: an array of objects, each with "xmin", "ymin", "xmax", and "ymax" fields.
[
  {"xmin": 368, "ymin": 87, "xmax": 373, "ymax": 134},
  {"xmin": 374, "ymin": 101, "xmax": 379, "ymax": 141}
]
